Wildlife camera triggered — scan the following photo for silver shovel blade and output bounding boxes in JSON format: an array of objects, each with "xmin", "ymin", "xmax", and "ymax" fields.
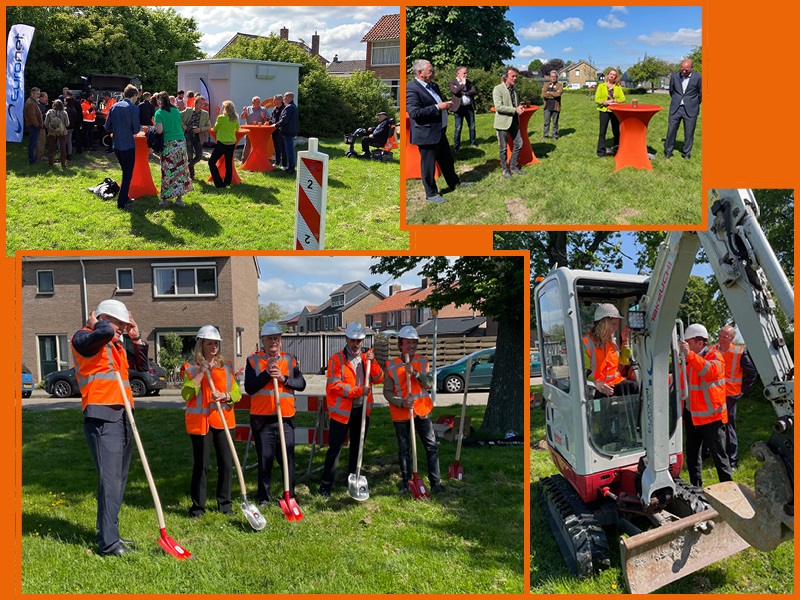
[
  {"xmin": 347, "ymin": 473, "xmax": 369, "ymax": 502},
  {"xmin": 241, "ymin": 499, "xmax": 267, "ymax": 531}
]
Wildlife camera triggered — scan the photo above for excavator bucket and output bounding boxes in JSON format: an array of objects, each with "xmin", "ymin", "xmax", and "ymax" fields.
[{"xmin": 620, "ymin": 508, "xmax": 750, "ymax": 594}]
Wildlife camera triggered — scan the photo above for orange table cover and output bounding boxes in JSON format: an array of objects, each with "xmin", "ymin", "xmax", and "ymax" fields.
[
  {"xmin": 240, "ymin": 123, "xmax": 277, "ymax": 172},
  {"xmin": 608, "ymin": 104, "xmax": 663, "ymax": 171}
]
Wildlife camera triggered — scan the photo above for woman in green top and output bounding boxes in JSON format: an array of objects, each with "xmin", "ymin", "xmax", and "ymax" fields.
[
  {"xmin": 594, "ymin": 69, "xmax": 626, "ymax": 157},
  {"xmin": 208, "ymin": 100, "xmax": 240, "ymax": 188},
  {"xmin": 155, "ymin": 91, "xmax": 192, "ymax": 206}
]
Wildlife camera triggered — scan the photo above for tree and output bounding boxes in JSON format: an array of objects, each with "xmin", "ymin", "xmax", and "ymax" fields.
[
  {"xmin": 528, "ymin": 59, "xmax": 544, "ymax": 73},
  {"xmin": 603, "ymin": 65, "xmax": 622, "ymax": 77},
  {"xmin": 540, "ymin": 58, "xmax": 565, "ymax": 77},
  {"xmin": 158, "ymin": 333, "xmax": 187, "ymax": 385},
  {"xmin": 626, "ymin": 56, "xmax": 670, "ymax": 91},
  {"xmin": 259, "ymin": 302, "xmax": 288, "ymax": 330},
  {"xmin": 217, "ymin": 34, "xmax": 325, "ymax": 80},
  {"xmin": 371, "ymin": 256, "xmax": 525, "ymax": 435},
  {"xmin": 686, "ymin": 45, "xmax": 702, "ymax": 73},
  {"xmin": 6, "ymin": 7, "xmax": 203, "ymax": 94},
  {"xmin": 406, "ymin": 7, "xmax": 518, "ymax": 71}
]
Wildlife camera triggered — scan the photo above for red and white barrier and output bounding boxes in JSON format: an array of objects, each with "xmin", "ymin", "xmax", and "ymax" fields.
[{"xmin": 294, "ymin": 138, "xmax": 328, "ymax": 250}]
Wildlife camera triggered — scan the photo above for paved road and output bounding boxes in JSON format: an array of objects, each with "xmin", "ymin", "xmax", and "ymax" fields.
[{"xmin": 21, "ymin": 374, "xmax": 496, "ymax": 411}]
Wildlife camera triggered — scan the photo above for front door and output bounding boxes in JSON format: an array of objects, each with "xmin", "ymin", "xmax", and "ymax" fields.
[{"xmin": 37, "ymin": 335, "xmax": 69, "ymax": 379}]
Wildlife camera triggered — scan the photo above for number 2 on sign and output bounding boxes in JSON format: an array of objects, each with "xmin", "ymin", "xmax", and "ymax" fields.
[
  {"xmin": 307, "ymin": 179, "xmax": 314, "ymax": 190},
  {"xmin": 304, "ymin": 235, "xmax": 312, "ymax": 244}
]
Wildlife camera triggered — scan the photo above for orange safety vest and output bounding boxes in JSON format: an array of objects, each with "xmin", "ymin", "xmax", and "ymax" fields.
[
  {"xmin": 81, "ymin": 99, "xmax": 96, "ymax": 122},
  {"xmin": 326, "ymin": 350, "xmax": 384, "ymax": 424},
  {"xmin": 582, "ymin": 335, "xmax": 624, "ymax": 386},
  {"xmin": 187, "ymin": 97, "xmax": 196, "ymax": 108},
  {"xmin": 71, "ymin": 327, "xmax": 132, "ymax": 411},
  {"xmin": 247, "ymin": 351, "xmax": 297, "ymax": 417},
  {"xmin": 183, "ymin": 361, "xmax": 236, "ymax": 435},
  {"xmin": 686, "ymin": 347, "xmax": 728, "ymax": 426},
  {"xmin": 711, "ymin": 343, "xmax": 746, "ymax": 397},
  {"xmin": 100, "ymin": 97, "xmax": 116, "ymax": 116},
  {"xmin": 385, "ymin": 356, "xmax": 434, "ymax": 421}
]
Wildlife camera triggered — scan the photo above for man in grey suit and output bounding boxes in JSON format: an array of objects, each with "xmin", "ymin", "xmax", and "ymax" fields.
[
  {"xmin": 664, "ymin": 59, "xmax": 702, "ymax": 159},
  {"xmin": 407, "ymin": 59, "xmax": 467, "ymax": 203},
  {"xmin": 493, "ymin": 66, "xmax": 526, "ymax": 179}
]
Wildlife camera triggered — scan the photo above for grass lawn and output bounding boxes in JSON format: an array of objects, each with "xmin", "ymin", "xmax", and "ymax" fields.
[
  {"xmin": 406, "ymin": 90, "xmax": 702, "ymax": 226},
  {"xmin": 21, "ymin": 403, "xmax": 523, "ymax": 594},
  {"xmin": 529, "ymin": 383, "xmax": 794, "ymax": 594},
  {"xmin": 6, "ymin": 137, "xmax": 407, "ymax": 254}
]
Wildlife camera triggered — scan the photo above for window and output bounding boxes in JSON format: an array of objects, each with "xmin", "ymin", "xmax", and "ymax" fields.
[
  {"xmin": 236, "ymin": 327, "xmax": 244, "ymax": 357},
  {"xmin": 36, "ymin": 270, "xmax": 54, "ymax": 294},
  {"xmin": 116, "ymin": 268, "xmax": 134, "ymax": 292},
  {"xmin": 575, "ymin": 69, "xmax": 580, "ymax": 77},
  {"xmin": 371, "ymin": 40, "xmax": 399, "ymax": 66},
  {"xmin": 382, "ymin": 79, "xmax": 399, "ymax": 107},
  {"xmin": 153, "ymin": 263, "xmax": 217, "ymax": 297},
  {"xmin": 537, "ymin": 279, "xmax": 570, "ymax": 393},
  {"xmin": 331, "ymin": 294, "xmax": 344, "ymax": 307},
  {"xmin": 401, "ymin": 309, "xmax": 412, "ymax": 325},
  {"xmin": 386, "ymin": 312, "xmax": 395, "ymax": 327},
  {"xmin": 417, "ymin": 307, "xmax": 432, "ymax": 322}
]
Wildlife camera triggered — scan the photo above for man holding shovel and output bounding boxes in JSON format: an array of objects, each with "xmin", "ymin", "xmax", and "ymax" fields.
[
  {"xmin": 319, "ymin": 322, "xmax": 384, "ymax": 497},
  {"xmin": 244, "ymin": 322, "xmax": 306, "ymax": 506},
  {"xmin": 71, "ymin": 299, "xmax": 149, "ymax": 557},
  {"xmin": 383, "ymin": 326, "xmax": 445, "ymax": 495}
]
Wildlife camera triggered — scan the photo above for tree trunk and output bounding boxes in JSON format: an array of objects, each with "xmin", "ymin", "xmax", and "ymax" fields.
[{"xmin": 480, "ymin": 313, "xmax": 524, "ymax": 435}]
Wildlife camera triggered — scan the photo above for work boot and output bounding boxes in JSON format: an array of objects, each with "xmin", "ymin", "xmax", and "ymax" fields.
[
  {"xmin": 318, "ymin": 483, "xmax": 332, "ymax": 497},
  {"xmin": 431, "ymin": 482, "xmax": 446, "ymax": 494},
  {"xmin": 398, "ymin": 482, "xmax": 410, "ymax": 494}
]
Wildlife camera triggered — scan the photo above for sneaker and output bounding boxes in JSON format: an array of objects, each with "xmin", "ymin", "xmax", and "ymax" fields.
[
  {"xmin": 158, "ymin": 200, "xmax": 169, "ymax": 207},
  {"xmin": 175, "ymin": 199, "xmax": 185, "ymax": 207},
  {"xmin": 318, "ymin": 486, "xmax": 331, "ymax": 498},
  {"xmin": 426, "ymin": 194, "xmax": 446, "ymax": 204},
  {"xmin": 399, "ymin": 482, "xmax": 410, "ymax": 494},
  {"xmin": 501, "ymin": 169, "xmax": 512, "ymax": 179},
  {"xmin": 510, "ymin": 167, "xmax": 525, "ymax": 175},
  {"xmin": 257, "ymin": 495, "xmax": 272, "ymax": 507}
]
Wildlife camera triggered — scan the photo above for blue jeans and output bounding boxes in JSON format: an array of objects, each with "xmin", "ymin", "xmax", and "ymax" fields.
[
  {"xmin": 27, "ymin": 125, "xmax": 40, "ymax": 164},
  {"xmin": 453, "ymin": 109, "xmax": 476, "ymax": 150},
  {"xmin": 284, "ymin": 135, "xmax": 296, "ymax": 172}
]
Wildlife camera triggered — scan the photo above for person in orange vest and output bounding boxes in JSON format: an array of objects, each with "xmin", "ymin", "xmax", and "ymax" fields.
[
  {"xmin": 711, "ymin": 325, "xmax": 757, "ymax": 470},
  {"xmin": 383, "ymin": 325, "xmax": 445, "ymax": 494},
  {"xmin": 81, "ymin": 92, "xmax": 97, "ymax": 150},
  {"xmin": 243, "ymin": 321, "xmax": 306, "ymax": 505},
  {"xmin": 318, "ymin": 322, "xmax": 384, "ymax": 497},
  {"xmin": 582, "ymin": 303, "xmax": 638, "ymax": 397},
  {"xmin": 181, "ymin": 325, "xmax": 242, "ymax": 518},
  {"xmin": 679, "ymin": 323, "xmax": 733, "ymax": 488},
  {"xmin": 71, "ymin": 299, "xmax": 149, "ymax": 557}
]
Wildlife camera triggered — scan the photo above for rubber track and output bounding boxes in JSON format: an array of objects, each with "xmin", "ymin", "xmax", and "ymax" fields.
[
  {"xmin": 540, "ymin": 475, "xmax": 611, "ymax": 578},
  {"xmin": 671, "ymin": 476, "xmax": 712, "ymax": 514}
]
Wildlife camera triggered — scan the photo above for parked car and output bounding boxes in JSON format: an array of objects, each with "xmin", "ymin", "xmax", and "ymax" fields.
[
  {"xmin": 530, "ymin": 350, "xmax": 541, "ymax": 377},
  {"xmin": 436, "ymin": 347, "xmax": 495, "ymax": 393},
  {"xmin": 44, "ymin": 359, "xmax": 167, "ymax": 398},
  {"xmin": 22, "ymin": 363, "xmax": 34, "ymax": 398}
]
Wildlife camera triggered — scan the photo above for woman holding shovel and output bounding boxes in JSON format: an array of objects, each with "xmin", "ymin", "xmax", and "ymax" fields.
[
  {"xmin": 181, "ymin": 325, "xmax": 241, "ymax": 518},
  {"xmin": 383, "ymin": 326, "xmax": 445, "ymax": 495},
  {"xmin": 319, "ymin": 322, "xmax": 384, "ymax": 497}
]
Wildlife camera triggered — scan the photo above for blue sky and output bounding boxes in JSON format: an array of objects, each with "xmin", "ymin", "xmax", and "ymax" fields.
[
  {"xmin": 507, "ymin": 5, "xmax": 701, "ymax": 72},
  {"xmin": 170, "ymin": 6, "xmax": 399, "ymax": 62}
]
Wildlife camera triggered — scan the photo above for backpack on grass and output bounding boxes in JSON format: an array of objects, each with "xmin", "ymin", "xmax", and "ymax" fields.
[
  {"xmin": 88, "ymin": 177, "xmax": 120, "ymax": 200},
  {"xmin": 44, "ymin": 109, "xmax": 66, "ymax": 137}
]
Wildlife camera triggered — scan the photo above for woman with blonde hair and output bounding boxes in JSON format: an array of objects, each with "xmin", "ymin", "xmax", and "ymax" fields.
[
  {"xmin": 208, "ymin": 100, "xmax": 240, "ymax": 188},
  {"xmin": 154, "ymin": 90, "xmax": 192, "ymax": 207},
  {"xmin": 181, "ymin": 325, "xmax": 242, "ymax": 517},
  {"xmin": 594, "ymin": 69, "xmax": 626, "ymax": 157},
  {"xmin": 582, "ymin": 303, "xmax": 637, "ymax": 397}
]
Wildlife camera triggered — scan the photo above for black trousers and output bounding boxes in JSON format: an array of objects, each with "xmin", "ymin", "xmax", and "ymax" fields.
[
  {"xmin": 251, "ymin": 417, "xmax": 296, "ymax": 501},
  {"xmin": 393, "ymin": 416, "xmax": 441, "ymax": 485},
  {"xmin": 114, "ymin": 148, "xmax": 136, "ymax": 207},
  {"xmin": 320, "ymin": 411, "xmax": 370, "ymax": 490},
  {"xmin": 684, "ymin": 412, "xmax": 733, "ymax": 488},
  {"xmin": 725, "ymin": 395, "xmax": 740, "ymax": 468},
  {"xmin": 272, "ymin": 129, "xmax": 285, "ymax": 167},
  {"xmin": 185, "ymin": 132, "xmax": 203, "ymax": 166},
  {"xmin": 597, "ymin": 111, "xmax": 620, "ymax": 156},
  {"xmin": 664, "ymin": 104, "xmax": 698, "ymax": 158},
  {"xmin": 189, "ymin": 428, "xmax": 233, "ymax": 516},
  {"xmin": 83, "ymin": 120, "xmax": 96, "ymax": 149},
  {"xmin": 84, "ymin": 413, "xmax": 134, "ymax": 554},
  {"xmin": 208, "ymin": 141, "xmax": 235, "ymax": 187},
  {"xmin": 418, "ymin": 131, "xmax": 459, "ymax": 198}
]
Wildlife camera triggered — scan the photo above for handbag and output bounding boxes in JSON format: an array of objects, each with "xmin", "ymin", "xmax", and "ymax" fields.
[{"xmin": 146, "ymin": 126, "xmax": 164, "ymax": 153}]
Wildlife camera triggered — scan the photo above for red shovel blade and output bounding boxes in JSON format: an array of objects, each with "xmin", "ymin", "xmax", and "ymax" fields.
[
  {"xmin": 158, "ymin": 527, "xmax": 191, "ymax": 559},
  {"xmin": 279, "ymin": 491, "xmax": 304, "ymax": 522},
  {"xmin": 409, "ymin": 473, "xmax": 430, "ymax": 500},
  {"xmin": 448, "ymin": 461, "xmax": 465, "ymax": 481}
]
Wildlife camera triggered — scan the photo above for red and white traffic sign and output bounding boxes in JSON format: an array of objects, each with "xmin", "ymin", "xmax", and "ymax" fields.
[{"xmin": 294, "ymin": 138, "xmax": 329, "ymax": 250}]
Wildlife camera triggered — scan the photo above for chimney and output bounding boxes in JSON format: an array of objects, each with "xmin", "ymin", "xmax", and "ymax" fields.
[
  {"xmin": 421, "ymin": 277, "xmax": 429, "ymax": 289},
  {"xmin": 280, "ymin": 27, "xmax": 289, "ymax": 40},
  {"xmin": 311, "ymin": 31, "xmax": 320, "ymax": 56},
  {"xmin": 389, "ymin": 284, "xmax": 401, "ymax": 296}
]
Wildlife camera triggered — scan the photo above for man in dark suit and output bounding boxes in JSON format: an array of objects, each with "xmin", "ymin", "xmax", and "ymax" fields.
[
  {"xmin": 664, "ymin": 59, "xmax": 701, "ymax": 159},
  {"xmin": 407, "ymin": 59, "xmax": 468, "ymax": 204},
  {"xmin": 448, "ymin": 66, "xmax": 478, "ymax": 153}
]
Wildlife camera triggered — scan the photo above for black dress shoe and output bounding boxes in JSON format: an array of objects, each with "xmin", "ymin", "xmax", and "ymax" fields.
[
  {"xmin": 119, "ymin": 202, "xmax": 135, "ymax": 211},
  {"xmin": 100, "ymin": 544, "xmax": 134, "ymax": 557}
]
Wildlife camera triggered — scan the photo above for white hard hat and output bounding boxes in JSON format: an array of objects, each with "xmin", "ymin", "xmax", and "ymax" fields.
[
  {"xmin": 260, "ymin": 321, "xmax": 282, "ymax": 336},
  {"xmin": 95, "ymin": 299, "xmax": 132, "ymax": 324},
  {"xmin": 344, "ymin": 322, "xmax": 366, "ymax": 340},
  {"xmin": 683, "ymin": 323, "xmax": 709, "ymax": 340},
  {"xmin": 594, "ymin": 303, "xmax": 623, "ymax": 321},
  {"xmin": 398, "ymin": 325, "xmax": 419, "ymax": 340},
  {"xmin": 197, "ymin": 325, "xmax": 221, "ymax": 341}
]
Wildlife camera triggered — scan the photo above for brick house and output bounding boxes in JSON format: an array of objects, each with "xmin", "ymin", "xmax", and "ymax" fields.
[
  {"xmin": 326, "ymin": 55, "xmax": 366, "ymax": 77},
  {"xmin": 558, "ymin": 60, "xmax": 599, "ymax": 88},
  {"xmin": 279, "ymin": 305, "xmax": 316, "ymax": 332},
  {"xmin": 21, "ymin": 256, "xmax": 259, "ymax": 382},
  {"xmin": 215, "ymin": 28, "xmax": 329, "ymax": 66},
  {"xmin": 304, "ymin": 281, "xmax": 385, "ymax": 332},
  {"xmin": 361, "ymin": 13, "xmax": 400, "ymax": 106}
]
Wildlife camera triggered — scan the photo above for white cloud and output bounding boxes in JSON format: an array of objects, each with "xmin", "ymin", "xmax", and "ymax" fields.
[
  {"xmin": 611, "ymin": 6, "xmax": 628, "ymax": 14},
  {"xmin": 562, "ymin": 46, "xmax": 574, "ymax": 53},
  {"xmin": 518, "ymin": 18, "xmax": 584, "ymax": 40},
  {"xmin": 637, "ymin": 28, "xmax": 701, "ymax": 46},
  {"xmin": 517, "ymin": 45, "xmax": 546, "ymax": 58},
  {"xmin": 598, "ymin": 14, "xmax": 626, "ymax": 29}
]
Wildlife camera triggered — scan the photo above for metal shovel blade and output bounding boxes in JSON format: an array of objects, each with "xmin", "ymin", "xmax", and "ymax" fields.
[
  {"xmin": 448, "ymin": 461, "xmax": 464, "ymax": 481},
  {"xmin": 279, "ymin": 491, "xmax": 304, "ymax": 522},
  {"xmin": 347, "ymin": 472, "xmax": 369, "ymax": 502},
  {"xmin": 158, "ymin": 527, "xmax": 192, "ymax": 560},
  {"xmin": 241, "ymin": 498, "xmax": 267, "ymax": 531},
  {"xmin": 409, "ymin": 473, "xmax": 429, "ymax": 500}
]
